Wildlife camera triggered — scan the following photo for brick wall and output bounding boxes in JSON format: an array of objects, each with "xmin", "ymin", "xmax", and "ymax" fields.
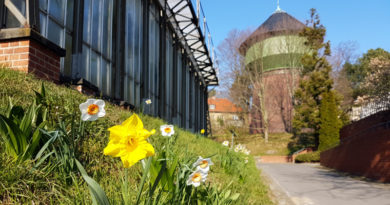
[
  {"xmin": 258, "ymin": 155, "xmax": 292, "ymax": 163},
  {"xmin": 321, "ymin": 110, "xmax": 390, "ymax": 182},
  {"xmin": 250, "ymin": 69, "xmax": 297, "ymax": 133},
  {"xmin": 0, "ymin": 28, "xmax": 65, "ymax": 83}
]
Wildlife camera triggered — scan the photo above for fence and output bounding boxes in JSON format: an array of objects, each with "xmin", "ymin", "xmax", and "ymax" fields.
[{"xmin": 350, "ymin": 97, "xmax": 390, "ymax": 121}]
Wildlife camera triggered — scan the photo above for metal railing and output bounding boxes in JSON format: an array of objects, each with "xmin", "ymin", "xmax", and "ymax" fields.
[{"xmin": 350, "ymin": 98, "xmax": 390, "ymax": 121}]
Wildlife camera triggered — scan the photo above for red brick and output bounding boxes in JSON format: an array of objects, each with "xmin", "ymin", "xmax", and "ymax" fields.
[
  {"xmin": 321, "ymin": 110, "xmax": 390, "ymax": 182},
  {"xmin": 19, "ymin": 40, "xmax": 29, "ymax": 46},
  {"xmin": 29, "ymin": 47, "xmax": 36, "ymax": 55},
  {"xmin": 10, "ymin": 42, "xmax": 19, "ymax": 46},
  {"xmin": 0, "ymin": 62, "xmax": 11, "ymax": 67},
  {"xmin": 0, "ymin": 56, "xmax": 9, "ymax": 61},
  {"xmin": 4, "ymin": 49, "xmax": 14, "ymax": 54},
  {"xmin": 10, "ymin": 55, "xmax": 20, "ymax": 60},
  {"xmin": 13, "ymin": 60, "xmax": 28, "ymax": 66},
  {"xmin": 19, "ymin": 54, "xmax": 29, "ymax": 60},
  {"xmin": 0, "ymin": 42, "xmax": 9, "ymax": 48},
  {"xmin": 14, "ymin": 47, "xmax": 29, "ymax": 53}
]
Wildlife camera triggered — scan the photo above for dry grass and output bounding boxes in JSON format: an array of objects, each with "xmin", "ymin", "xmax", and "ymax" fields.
[{"xmin": 214, "ymin": 132, "xmax": 294, "ymax": 156}]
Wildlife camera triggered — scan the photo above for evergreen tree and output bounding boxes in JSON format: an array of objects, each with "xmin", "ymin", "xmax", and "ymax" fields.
[
  {"xmin": 318, "ymin": 91, "xmax": 341, "ymax": 151},
  {"xmin": 292, "ymin": 9, "xmax": 335, "ymax": 149}
]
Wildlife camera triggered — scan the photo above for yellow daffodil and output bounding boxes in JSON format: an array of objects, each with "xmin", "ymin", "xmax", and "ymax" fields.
[
  {"xmin": 103, "ymin": 114, "xmax": 155, "ymax": 168},
  {"xmin": 200, "ymin": 129, "xmax": 205, "ymax": 134},
  {"xmin": 79, "ymin": 99, "xmax": 106, "ymax": 121},
  {"xmin": 160, "ymin": 125, "xmax": 174, "ymax": 137},
  {"xmin": 186, "ymin": 170, "xmax": 207, "ymax": 187}
]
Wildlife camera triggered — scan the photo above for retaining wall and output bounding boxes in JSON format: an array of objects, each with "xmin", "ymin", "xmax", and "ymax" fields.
[{"xmin": 320, "ymin": 110, "xmax": 390, "ymax": 182}]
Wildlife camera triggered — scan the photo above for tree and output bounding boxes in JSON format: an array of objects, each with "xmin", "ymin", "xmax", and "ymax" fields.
[
  {"xmin": 341, "ymin": 48, "xmax": 390, "ymax": 100},
  {"xmin": 217, "ymin": 29, "xmax": 253, "ymax": 125},
  {"xmin": 362, "ymin": 55, "xmax": 390, "ymax": 103},
  {"xmin": 292, "ymin": 8, "xmax": 336, "ymax": 149},
  {"xmin": 330, "ymin": 41, "xmax": 359, "ymax": 110},
  {"xmin": 218, "ymin": 28, "xmax": 271, "ymax": 141},
  {"xmin": 318, "ymin": 91, "xmax": 341, "ymax": 151}
]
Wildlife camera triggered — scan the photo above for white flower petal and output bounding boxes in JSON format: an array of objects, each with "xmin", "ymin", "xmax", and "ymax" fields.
[
  {"xmin": 86, "ymin": 99, "xmax": 95, "ymax": 104},
  {"xmin": 98, "ymin": 108, "xmax": 106, "ymax": 117},
  {"xmin": 89, "ymin": 114, "xmax": 99, "ymax": 121},
  {"xmin": 95, "ymin": 99, "xmax": 105, "ymax": 108},
  {"xmin": 81, "ymin": 113, "xmax": 91, "ymax": 121},
  {"xmin": 79, "ymin": 102, "xmax": 89, "ymax": 113}
]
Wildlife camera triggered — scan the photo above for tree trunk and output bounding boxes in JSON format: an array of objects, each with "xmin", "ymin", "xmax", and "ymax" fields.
[{"xmin": 263, "ymin": 123, "xmax": 269, "ymax": 143}]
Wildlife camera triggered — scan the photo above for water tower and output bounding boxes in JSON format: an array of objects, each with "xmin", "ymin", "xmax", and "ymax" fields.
[{"xmin": 239, "ymin": 6, "xmax": 306, "ymax": 133}]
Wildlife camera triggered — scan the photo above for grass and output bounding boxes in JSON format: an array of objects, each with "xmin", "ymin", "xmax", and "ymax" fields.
[
  {"xmin": 0, "ymin": 69, "xmax": 273, "ymax": 204},
  {"xmin": 214, "ymin": 132, "xmax": 294, "ymax": 156}
]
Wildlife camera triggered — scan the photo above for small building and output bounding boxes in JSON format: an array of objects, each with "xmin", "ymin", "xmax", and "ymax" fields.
[{"xmin": 208, "ymin": 97, "xmax": 243, "ymax": 132}]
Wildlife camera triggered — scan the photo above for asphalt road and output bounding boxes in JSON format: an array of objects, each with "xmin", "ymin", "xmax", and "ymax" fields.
[{"xmin": 257, "ymin": 163, "xmax": 390, "ymax": 205}]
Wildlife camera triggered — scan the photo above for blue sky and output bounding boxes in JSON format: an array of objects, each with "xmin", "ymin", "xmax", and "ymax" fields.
[{"xmin": 201, "ymin": 0, "xmax": 390, "ymax": 56}]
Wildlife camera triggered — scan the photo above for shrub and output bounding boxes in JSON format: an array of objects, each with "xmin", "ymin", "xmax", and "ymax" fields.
[
  {"xmin": 318, "ymin": 91, "xmax": 341, "ymax": 151},
  {"xmin": 295, "ymin": 151, "xmax": 320, "ymax": 163}
]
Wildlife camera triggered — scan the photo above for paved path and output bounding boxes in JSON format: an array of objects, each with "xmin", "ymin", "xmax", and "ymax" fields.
[{"xmin": 257, "ymin": 163, "xmax": 390, "ymax": 205}]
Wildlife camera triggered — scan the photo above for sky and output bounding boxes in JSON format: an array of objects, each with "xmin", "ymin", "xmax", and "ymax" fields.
[{"xmin": 200, "ymin": 0, "xmax": 390, "ymax": 57}]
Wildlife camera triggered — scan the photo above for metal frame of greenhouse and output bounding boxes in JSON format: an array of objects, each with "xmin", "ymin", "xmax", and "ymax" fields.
[{"xmin": 0, "ymin": 0, "xmax": 218, "ymax": 134}]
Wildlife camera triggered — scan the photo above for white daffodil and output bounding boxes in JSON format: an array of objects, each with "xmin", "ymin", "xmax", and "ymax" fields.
[
  {"xmin": 145, "ymin": 99, "xmax": 152, "ymax": 105},
  {"xmin": 186, "ymin": 170, "xmax": 207, "ymax": 187},
  {"xmin": 193, "ymin": 156, "xmax": 213, "ymax": 173},
  {"xmin": 235, "ymin": 144, "xmax": 243, "ymax": 152},
  {"xmin": 79, "ymin": 99, "xmax": 106, "ymax": 121},
  {"xmin": 160, "ymin": 125, "xmax": 174, "ymax": 137},
  {"xmin": 222, "ymin": 141, "xmax": 229, "ymax": 147},
  {"xmin": 244, "ymin": 157, "xmax": 249, "ymax": 164},
  {"xmin": 243, "ymin": 149, "xmax": 251, "ymax": 155}
]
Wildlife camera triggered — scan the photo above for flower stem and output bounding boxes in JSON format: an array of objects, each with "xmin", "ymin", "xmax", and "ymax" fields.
[{"xmin": 136, "ymin": 157, "xmax": 152, "ymax": 204}]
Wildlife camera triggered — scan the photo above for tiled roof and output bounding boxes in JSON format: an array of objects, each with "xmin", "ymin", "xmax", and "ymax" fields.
[{"xmin": 208, "ymin": 97, "xmax": 242, "ymax": 113}]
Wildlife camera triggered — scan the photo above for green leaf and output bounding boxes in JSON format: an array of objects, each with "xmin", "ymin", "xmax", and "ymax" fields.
[
  {"xmin": 136, "ymin": 157, "xmax": 152, "ymax": 204},
  {"xmin": 26, "ymin": 121, "xmax": 47, "ymax": 159},
  {"xmin": 0, "ymin": 114, "xmax": 25, "ymax": 157},
  {"xmin": 9, "ymin": 106, "xmax": 24, "ymax": 124},
  {"xmin": 34, "ymin": 130, "xmax": 57, "ymax": 161},
  {"xmin": 224, "ymin": 190, "xmax": 231, "ymax": 199},
  {"xmin": 76, "ymin": 159, "xmax": 110, "ymax": 205},
  {"xmin": 230, "ymin": 193, "xmax": 240, "ymax": 201}
]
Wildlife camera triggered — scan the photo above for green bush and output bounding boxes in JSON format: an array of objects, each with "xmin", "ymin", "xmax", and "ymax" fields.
[
  {"xmin": 295, "ymin": 151, "xmax": 320, "ymax": 163},
  {"xmin": 318, "ymin": 91, "xmax": 341, "ymax": 151}
]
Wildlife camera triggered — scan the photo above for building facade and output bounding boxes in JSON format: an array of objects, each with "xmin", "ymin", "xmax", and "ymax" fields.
[
  {"xmin": 208, "ymin": 97, "xmax": 243, "ymax": 132},
  {"xmin": 239, "ymin": 8, "xmax": 306, "ymax": 133},
  {"xmin": 0, "ymin": 0, "xmax": 218, "ymax": 133}
]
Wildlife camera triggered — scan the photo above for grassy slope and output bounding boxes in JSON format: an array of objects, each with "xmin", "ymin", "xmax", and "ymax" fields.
[{"xmin": 0, "ymin": 69, "xmax": 272, "ymax": 204}]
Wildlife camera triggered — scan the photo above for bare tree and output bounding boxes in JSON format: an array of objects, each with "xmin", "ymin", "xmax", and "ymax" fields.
[
  {"xmin": 329, "ymin": 41, "xmax": 359, "ymax": 109},
  {"xmin": 217, "ymin": 29, "xmax": 253, "ymax": 124}
]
